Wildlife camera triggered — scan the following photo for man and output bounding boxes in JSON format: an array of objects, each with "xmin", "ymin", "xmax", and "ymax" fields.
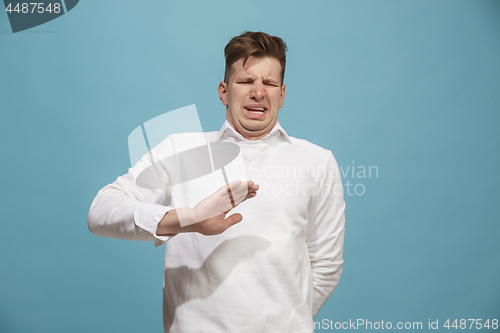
[{"xmin": 88, "ymin": 31, "xmax": 345, "ymax": 332}]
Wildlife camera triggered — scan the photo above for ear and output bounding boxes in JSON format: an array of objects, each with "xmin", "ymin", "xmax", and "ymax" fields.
[
  {"xmin": 279, "ymin": 84, "xmax": 286, "ymax": 108},
  {"xmin": 218, "ymin": 81, "xmax": 228, "ymax": 106}
]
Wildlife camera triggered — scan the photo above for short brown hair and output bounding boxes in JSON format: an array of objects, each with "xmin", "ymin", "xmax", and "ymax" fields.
[{"xmin": 224, "ymin": 31, "xmax": 287, "ymax": 84}]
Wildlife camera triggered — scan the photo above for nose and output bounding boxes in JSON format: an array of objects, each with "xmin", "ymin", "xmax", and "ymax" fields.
[{"xmin": 250, "ymin": 81, "xmax": 265, "ymax": 100}]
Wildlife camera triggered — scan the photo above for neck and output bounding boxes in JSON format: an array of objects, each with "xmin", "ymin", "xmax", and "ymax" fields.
[{"xmin": 226, "ymin": 118, "xmax": 276, "ymax": 141}]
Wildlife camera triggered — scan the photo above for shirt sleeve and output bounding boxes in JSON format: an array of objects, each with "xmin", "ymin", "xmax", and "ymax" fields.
[
  {"xmin": 88, "ymin": 141, "xmax": 176, "ymax": 247},
  {"xmin": 306, "ymin": 150, "xmax": 346, "ymax": 317}
]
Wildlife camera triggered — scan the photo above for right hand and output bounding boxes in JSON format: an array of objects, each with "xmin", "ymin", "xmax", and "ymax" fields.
[{"xmin": 190, "ymin": 180, "xmax": 259, "ymax": 235}]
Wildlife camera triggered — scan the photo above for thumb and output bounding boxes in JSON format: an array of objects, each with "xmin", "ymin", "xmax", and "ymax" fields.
[{"xmin": 224, "ymin": 213, "xmax": 243, "ymax": 229}]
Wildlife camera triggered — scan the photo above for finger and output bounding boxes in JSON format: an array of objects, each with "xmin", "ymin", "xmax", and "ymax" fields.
[
  {"xmin": 243, "ymin": 180, "xmax": 254, "ymax": 188},
  {"xmin": 236, "ymin": 190, "xmax": 258, "ymax": 206},
  {"xmin": 231, "ymin": 181, "xmax": 258, "ymax": 197},
  {"xmin": 222, "ymin": 181, "xmax": 258, "ymax": 199},
  {"xmin": 223, "ymin": 183, "xmax": 258, "ymax": 207},
  {"xmin": 231, "ymin": 191, "xmax": 254, "ymax": 207},
  {"xmin": 221, "ymin": 195, "xmax": 245, "ymax": 213},
  {"xmin": 231, "ymin": 180, "xmax": 254, "ymax": 191},
  {"xmin": 216, "ymin": 181, "xmax": 240, "ymax": 208},
  {"xmin": 241, "ymin": 181, "xmax": 258, "ymax": 192},
  {"xmin": 224, "ymin": 213, "xmax": 243, "ymax": 228},
  {"xmin": 217, "ymin": 180, "xmax": 242, "ymax": 197},
  {"xmin": 245, "ymin": 182, "xmax": 259, "ymax": 193},
  {"xmin": 250, "ymin": 183, "xmax": 259, "ymax": 191},
  {"xmin": 233, "ymin": 188, "xmax": 250, "ymax": 200},
  {"xmin": 229, "ymin": 187, "xmax": 249, "ymax": 201},
  {"xmin": 228, "ymin": 180, "xmax": 243, "ymax": 190},
  {"xmin": 215, "ymin": 181, "xmax": 257, "ymax": 211},
  {"xmin": 226, "ymin": 182, "xmax": 253, "ymax": 207}
]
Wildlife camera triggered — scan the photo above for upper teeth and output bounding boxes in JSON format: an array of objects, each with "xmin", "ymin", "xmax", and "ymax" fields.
[{"xmin": 248, "ymin": 108, "xmax": 265, "ymax": 111}]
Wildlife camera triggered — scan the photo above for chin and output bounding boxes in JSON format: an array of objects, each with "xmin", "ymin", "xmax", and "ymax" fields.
[{"xmin": 241, "ymin": 120, "xmax": 267, "ymax": 131}]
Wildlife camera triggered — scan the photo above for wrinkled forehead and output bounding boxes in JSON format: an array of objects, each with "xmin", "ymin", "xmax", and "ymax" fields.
[{"xmin": 227, "ymin": 56, "xmax": 283, "ymax": 83}]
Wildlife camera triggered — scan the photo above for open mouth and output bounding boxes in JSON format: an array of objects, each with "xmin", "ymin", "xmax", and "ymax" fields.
[{"xmin": 244, "ymin": 107, "xmax": 267, "ymax": 116}]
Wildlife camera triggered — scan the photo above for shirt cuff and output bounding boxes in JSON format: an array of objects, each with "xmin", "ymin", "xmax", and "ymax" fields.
[{"xmin": 134, "ymin": 202, "xmax": 175, "ymax": 246}]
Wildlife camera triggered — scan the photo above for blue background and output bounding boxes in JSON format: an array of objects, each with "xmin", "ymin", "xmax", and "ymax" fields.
[{"xmin": 1, "ymin": 0, "xmax": 499, "ymax": 332}]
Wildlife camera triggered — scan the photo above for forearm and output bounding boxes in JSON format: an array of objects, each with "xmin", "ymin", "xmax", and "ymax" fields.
[
  {"xmin": 307, "ymin": 150, "xmax": 346, "ymax": 317},
  {"xmin": 88, "ymin": 187, "xmax": 158, "ymax": 241},
  {"xmin": 88, "ymin": 170, "xmax": 172, "ymax": 243},
  {"xmin": 310, "ymin": 227, "xmax": 345, "ymax": 316},
  {"xmin": 156, "ymin": 208, "xmax": 199, "ymax": 235}
]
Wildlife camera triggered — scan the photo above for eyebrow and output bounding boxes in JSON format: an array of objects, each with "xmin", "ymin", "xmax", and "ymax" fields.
[
  {"xmin": 236, "ymin": 75, "xmax": 255, "ymax": 81},
  {"xmin": 236, "ymin": 75, "xmax": 280, "ymax": 85},
  {"xmin": 263, "ymin": 78, "xmax": 279, "ymax": 85}
]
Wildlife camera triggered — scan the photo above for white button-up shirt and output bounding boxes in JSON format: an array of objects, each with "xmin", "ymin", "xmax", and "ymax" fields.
[{"xmin": 88, "ymin": 121, "xmax": 345, "ymax": 333}]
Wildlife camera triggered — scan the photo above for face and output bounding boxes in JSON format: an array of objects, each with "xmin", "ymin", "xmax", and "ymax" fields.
[{"xmin": 218, "ymin": 56, "xmax": 285, "ymax": 141}]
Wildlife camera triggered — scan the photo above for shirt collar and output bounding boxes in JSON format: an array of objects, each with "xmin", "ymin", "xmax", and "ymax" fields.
[{"xmin": 215, "ymin": 120, "xmax": 292, "ymax": 144}]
